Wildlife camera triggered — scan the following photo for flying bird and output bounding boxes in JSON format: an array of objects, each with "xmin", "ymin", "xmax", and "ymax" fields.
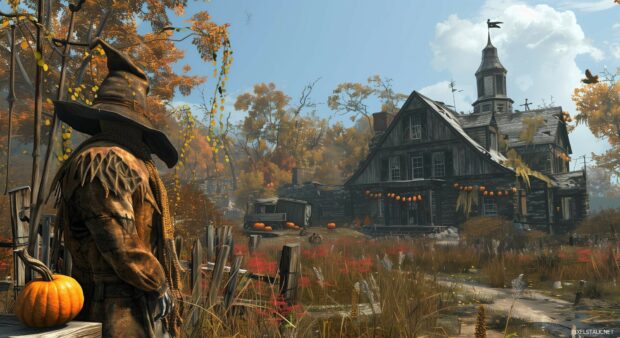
[
  {"xmin": 487, "ymin": 19, "xmax": 503, "ymax": 29},
  {"xmin": 582, "ymin": 69, "xmax": 599, "ymax": 84},
  {"xmin": 615, "ymin": 0, "xmax": 620, "ymax": 5}
]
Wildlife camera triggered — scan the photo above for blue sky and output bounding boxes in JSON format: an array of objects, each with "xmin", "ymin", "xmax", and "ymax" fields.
[{"xmin": 167, "ymin": 0, "xmax": 619, "ymax": 166}]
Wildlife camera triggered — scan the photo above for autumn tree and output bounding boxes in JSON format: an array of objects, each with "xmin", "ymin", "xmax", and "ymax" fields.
[
  {"xmin": 573, "ymin": 68, "xmax": 620, "ymax": 177},
  {"xmin": 0, "ymin": 1, "xmax": 232, "ymax": 228},
  {"xmin": 328, "ymin": 75, "xmax": 407, "ymax": 131},
  {"xmin": 233, "ymin": 81, "xmax": 331, "ymax": 204}
]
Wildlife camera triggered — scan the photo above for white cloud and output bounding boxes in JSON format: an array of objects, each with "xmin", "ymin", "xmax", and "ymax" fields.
[
  {"xmin": 429, "ymin": 0, "xmax": 608, "ymax": 157},
  {"xmin": 559, "ymin": 0, "xmax": 616, "ymax": 12},
  {"xmin": 611, "ymin": 43, "xmax": 620, "ymax": 59}
]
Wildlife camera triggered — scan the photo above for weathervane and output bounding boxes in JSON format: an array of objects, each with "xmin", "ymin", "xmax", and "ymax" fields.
[
  {"xmin": 487, "ymin": 18, "xmax": 503, "ymax": 41},
  {"xmin": 520, "ymin": 98, "xmax": 531, "ymax": 111},
  {"xmin": 448, "ymin": 79, "xmax": 463, "ymax": 113}
]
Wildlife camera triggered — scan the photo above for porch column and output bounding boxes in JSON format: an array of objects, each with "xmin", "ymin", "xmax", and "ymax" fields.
[{"xmin": 429, "ymin": 189, "xmax": 434, "ymax": 226}]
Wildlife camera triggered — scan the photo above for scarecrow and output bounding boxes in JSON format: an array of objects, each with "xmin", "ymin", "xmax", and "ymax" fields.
[{"xmin": 52, "ymin": 39, "xmax": 183, "ymax": 338}]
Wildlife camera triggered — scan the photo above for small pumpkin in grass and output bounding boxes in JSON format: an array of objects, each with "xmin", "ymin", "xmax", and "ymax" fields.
[
  {"xmin": 14, "ymin": 248, "xmax": 84, "ymax": 327},
  {"xmin": 286, "ymin": 222, "xmax": 296, "ymax": 229},
  {"xmin": 327, "ymin": 222, "xmax": 336, "ymax": 229}
]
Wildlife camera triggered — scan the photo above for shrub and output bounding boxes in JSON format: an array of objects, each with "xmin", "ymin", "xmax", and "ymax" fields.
[
  {"xmin": 462, "ymin": 216, "xmax": 514, "ymax": 246},
  {"xmin": 576, "ymin": 208, "xmax": 620, "ymax": 235}
]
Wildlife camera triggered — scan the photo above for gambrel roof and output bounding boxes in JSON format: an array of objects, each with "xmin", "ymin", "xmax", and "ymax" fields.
[{"xmin": 345, "ymin": 91, "xmax": 513, "ymax": 186}]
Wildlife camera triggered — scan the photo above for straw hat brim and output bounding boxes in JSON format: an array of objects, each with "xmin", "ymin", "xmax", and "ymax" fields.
[{"xmin": 54, "ymin": 100, "xmax": 179, "ymax": 168}]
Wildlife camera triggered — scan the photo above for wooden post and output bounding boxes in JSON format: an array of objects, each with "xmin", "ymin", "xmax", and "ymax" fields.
[
  {"xmin": 207, "ymin": 244, "xmax": 230, "ymax": 308},
  {"xmin": 64, "ymin": 250, "xmax": 73, "ymax": 277},
  {"xmin": 223, "ymin": 255, "xmax": 243, "ymax": 311},
  {"xmin": 248, "ymin": 235, "xmax": 260, "ymax": 256},
  {"xmin": 278, "ymin": 243, "xmax": 300, "ymax": 305},
  {"xmin": 206, "ymin": 224, "xmax": 215, "ymax": 262},
  {"xmin": 191, "ymin": 239, "xmax": 203, "ymax": 290},
  {"xmin": 9, "ymin": 186, "xmax": 31, "ymax": 293},
  {"xmin": 41, "ymin": 215, "xmax": 53, "ymax": 267}
]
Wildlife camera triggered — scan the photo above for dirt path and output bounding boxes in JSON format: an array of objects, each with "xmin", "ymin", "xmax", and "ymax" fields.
[{"xmin": 438, "ymin": 278, "xmax": 572, "ymax": 324}]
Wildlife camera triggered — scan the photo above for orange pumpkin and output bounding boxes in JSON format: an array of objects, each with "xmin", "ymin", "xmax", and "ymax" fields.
[
  {"xmin": 498, "ymin": 191, "xmax": 503, "ymax": 197},
  {"xmin": 453, "ymin": 183, "xmax": 459, "ymax": 188},
  {"xmin": 14, "ymin": 249, "xmax": 84, "ymax": 327},
  {"xmin": 396, "ymin": 196, "xmax": 401, "ymax": 201},
  {"xmin": 327, "ymin": 222, "xmax": 336, "ymax": 229},
  {"xmin": 254, "ymin": 222, "xmax": 265, "ymax": 229},
  {"xmin": 413, "ymin": 196, "xmax": 417, "ymax": 202},
  {"xmin": 286, "ymin": 222, "xmax": 296, "ymax": 229},
  {"xmin": 417, "ymin": 194, "xmax": 422, "ymax": 201},
  {"xmin": 511, "ymin": 187, "xmax": 517, "ymax": 193},
  {"xmin": 483, "ymin": 191, "xmax": 488, "ymax": 196},
  {"xmin": 264, "ymin": 226, "xmax": 273, "ymax": 231},
  {"xmin": 479, "ymin": 186, "xmax": 486, "ymax": 192},
  {"xmin": 489, "ymin": 191, "xmax": 495, "ymax": 197}
]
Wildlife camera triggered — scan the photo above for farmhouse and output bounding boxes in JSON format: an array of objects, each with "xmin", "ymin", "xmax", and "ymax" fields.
[{"xmin": 344, "ymin": 33, "xmax": 588, "ymax": 233}]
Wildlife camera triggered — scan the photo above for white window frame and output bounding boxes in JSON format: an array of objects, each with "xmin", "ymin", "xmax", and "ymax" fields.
[
  {"xmin": 377, "ymin": 198, "xmax": 383, "ymax": 217},
  {"xmin": 432, "ymin": 152, "xmax": 445, "ymax": 177},
  {"xmin": 561, "ymin": 197, "xmax": 572, "ymax": 221},
  {"xmin": 409, "ymin": 115, "xmax": 422, "ymax": 140},
  {"xmin": 411, "ymin": 155, "xmax": 424, "ymax": 179},
  {"xmin": 483, "ymin": 197, "xmax": 498, "ymax": 216},
  {"xmin": 489, "ymin": 131, "xmax": 498, "ymax": 151},
  {"xmin": 389, "ymin": 156, "xmax": 401, "ymax": 181}
]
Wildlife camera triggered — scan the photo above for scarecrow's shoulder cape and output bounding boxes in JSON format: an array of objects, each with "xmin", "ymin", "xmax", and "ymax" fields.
[{"xmin": 51, "ymin": 143, "xmax": 158, "ymax": 209}]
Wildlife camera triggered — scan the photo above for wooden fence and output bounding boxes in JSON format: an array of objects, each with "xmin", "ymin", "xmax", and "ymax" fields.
[{"xmin": 2, "ymin": 191, "xmax": 300, "ymax": 335}]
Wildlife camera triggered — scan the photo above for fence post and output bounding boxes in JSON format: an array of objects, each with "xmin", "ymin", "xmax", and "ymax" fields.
[
  {"xmin": 206, "ymin": 223, "xmax": 215, "ymax": 262},
  {"xmin": 9, "ymin": 186, "xmax": 31, "ymax": 293},
  {"xmin": 208, "ymin": 244, "xmax": 230, "ymax": 308},
  {"xmin": 191, "ymin": 239, "xmax": 203, "ymax": 290},
  {"xmin": 249, "ymin": 235, "xmax": 261, "ymax": 256},
  {"xmin": 223, "ymin": 254, "xmax": 243, "ymax": 311},
  {"xmin": 278, "ymin": 243, "xmax": 300, "ymax": 305}
]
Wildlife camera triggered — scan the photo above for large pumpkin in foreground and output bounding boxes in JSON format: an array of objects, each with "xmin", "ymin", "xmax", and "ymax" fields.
[{"xmin": 14, "ymin": 248, "xmax": 84, "ymax": 327}]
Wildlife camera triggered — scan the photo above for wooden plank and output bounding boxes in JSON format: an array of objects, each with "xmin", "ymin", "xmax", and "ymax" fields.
[
  {"xmin": 223, "ymin": 255, "xmax": 243, "ymax": 311},
  {"xmin": 248, "ymin": 235, "xmax": 261, "ymax": 256},
  {"xmin": 0, "ymin": 315, "xmax": 101, "ymax": 338},
  {"xmin": 191, "ymin": 239, "xmax": 203, "ymax": 290},
  {"xmin": 40, "ymin": 215, "xmax": 53, "ymax": 268},
  {"xmin": 206, "ymin": 224, "xmax": 215, "ymax": 262},
  {"xmin": 278, "ymin": 243, "xmax": 300, "ymax": 305},
  {"xmin": 64, "ymin": 250, "xmax": 72, "ymax": 277},
  {"xmin": 9, "ymin": 186, "xmax": 31, "ymax": 290},
  {"xmin": 207, "ymin": 244, "xmax": 230, "ymax": 308}
]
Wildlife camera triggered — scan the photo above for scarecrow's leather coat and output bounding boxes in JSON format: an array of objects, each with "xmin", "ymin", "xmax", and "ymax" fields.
[{"xmin": 54, "ymin": 140, "xmax": 167, "ymax": 338}]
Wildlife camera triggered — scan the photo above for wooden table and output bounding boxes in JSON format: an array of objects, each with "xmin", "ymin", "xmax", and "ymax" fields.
[{"xmin": 0, "ymin": 315, "xmax": 101, "ymax": 338}]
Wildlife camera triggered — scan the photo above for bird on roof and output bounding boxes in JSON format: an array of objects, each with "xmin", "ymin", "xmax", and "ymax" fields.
[
  {"xmin": 582, "ymin": 69, "xmax": 599, "ymax": 84},
  {"xmin": 487, "ymin": 19, "xmax": 503, "ymax": 29}
]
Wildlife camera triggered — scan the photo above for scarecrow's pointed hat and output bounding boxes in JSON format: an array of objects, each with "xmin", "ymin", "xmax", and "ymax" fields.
[{"xmin": 54, "ymin": 38, "xmax": 178, "ymax": 168}]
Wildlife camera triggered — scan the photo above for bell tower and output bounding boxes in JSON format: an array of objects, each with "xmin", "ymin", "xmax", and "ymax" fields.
[{"xmin": 472, "ymin": 32, "xmax": 514, "ymax": 114}]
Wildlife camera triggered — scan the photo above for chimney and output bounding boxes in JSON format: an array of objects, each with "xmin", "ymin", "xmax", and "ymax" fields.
[
  {"xmin": 373, "ymin": 112, "xmax": 390, "ymax": 133},
  {"xmin": 292, "ymin": 167, "xmax": 310, "ymax": 186}
]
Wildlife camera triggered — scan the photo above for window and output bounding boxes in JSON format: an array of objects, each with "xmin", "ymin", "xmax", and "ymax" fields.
[
  {"xmin": 432, "ymin": 152, "xmax": 445, "ymax": 177},
  {"xmin": 411, "ymin": 155, "xmax": 424, "ymax": 179},
  {"xmin": 483, "ymin": 197, "xmax": 498, "ymax": 216},
  {"xmin": 482, "ymin": 104, "xmax": 491, "ymax": 112},
  {"xmin": 477, "ymin": 78, "xmax": 484, "ymax": 97},
  {"xmin": 561, "ymin": 197, "xmax": 572, "ymax": 221},
  {"xmin": 377, "ymin": 197, "xmax": 383, "ymax": 217},
  {"xmin": 489, "ymin": 131, "xmax": 498, "ymax": 151},
  {"xmin": 409, "ymin": 115, "xmax": 422, "ymax": 140},
  {"xmin": 484, "ymin": 76, "xmax": 494, "ymax": 96},
  {"xmin": 495, "ymin": 75, "xmax": 505, "ymax": 95},
  {"xmin": 497, "ymin": 103, "xmax": 505, "ymax": 112},
  {"xmin": 389, "ymin": 156, "xmax": 401, "ymax": 181}
]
